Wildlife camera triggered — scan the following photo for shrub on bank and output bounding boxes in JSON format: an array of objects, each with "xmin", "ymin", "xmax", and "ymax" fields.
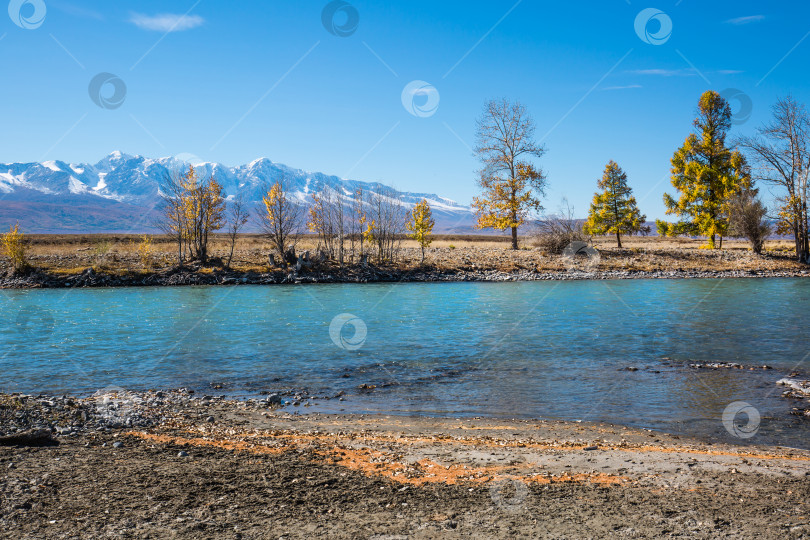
[{"xmin": 2, "ymin": 223, "xmax": 28, "ymax": 273}]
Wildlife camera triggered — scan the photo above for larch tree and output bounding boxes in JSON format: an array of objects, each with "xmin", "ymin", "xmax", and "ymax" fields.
[
  {"xmin": 584, "ymin": 161, "xmax": 647, "ymax": 248},
  {"xmin": 406, "ymin": 198, "xmax": 435, "ymax": 262},
  {"xmin": 738, "ymin": 96, "xmax": 810, "ymax": 262},
  {"xmin": 664, "ymin": 90, "xmax": 750, "ymax": 249},
  {"xmin": 472, "ymin": 98, "xmax": 547, "ymax": 249}
]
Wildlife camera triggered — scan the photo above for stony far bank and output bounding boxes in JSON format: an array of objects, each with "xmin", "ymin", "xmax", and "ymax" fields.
[
  {"xmin": 1, "ymin": 389, "xmax": 809, "ymax": 538},
  {"xmin": 1, "ymin": 235, "xmax": 809, "ymax": 288}
]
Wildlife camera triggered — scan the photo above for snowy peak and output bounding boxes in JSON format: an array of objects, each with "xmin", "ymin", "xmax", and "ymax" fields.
[{"xmin": 0, "ymin": 152, "xmax": 475, "ymax": 233}]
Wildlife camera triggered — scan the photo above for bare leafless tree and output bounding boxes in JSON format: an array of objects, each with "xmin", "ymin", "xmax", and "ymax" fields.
[
  {"xmin": 532, "ymin": 199, "xmax": 588, "ymax": 254},
  {"xmin": 738, "ymin": 96, "xmax": 810, "ymax": 262},
  {"xmin": 308, "ymin": 187, "xmax": 347, "ymax": 265},
  {"xmin": 156, "ymin": 168, "xmax": 189, "ymax": 266},
  {"xmin": 368, "ymin": 186, "xmax": 406, "ymax": 262},
  {"xmin": 225, "ymin": 191, "xmax": 250, "ymax": 268},
  {"xmin": 728, "ymin": 188, "xmax": 771, "ymax": 254},
  {"xmin": 353, "ymin": 187, "xmax": 368, "ymax": 260}
]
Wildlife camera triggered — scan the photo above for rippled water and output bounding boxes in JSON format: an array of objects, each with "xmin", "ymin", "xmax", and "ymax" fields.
[{"xmin": 2, "ymin": 279, "xmax": 809, "ymax": 447}]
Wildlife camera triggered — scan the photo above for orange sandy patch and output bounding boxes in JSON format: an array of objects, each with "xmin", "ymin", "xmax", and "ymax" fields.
[
  {"xmin": 126, "ymin": 429, "xmax": 628, "ymax": 487},
  {"xmin": 154, "ymin": 422, "xmax": 810, "ymax": 468},
  {"xmin": 320, "ymin": 446, "xmax": 628, "ymax": 486},
  {"xmin": 223, "ymin": 427, "xmax": 810, "ymax": 463}
]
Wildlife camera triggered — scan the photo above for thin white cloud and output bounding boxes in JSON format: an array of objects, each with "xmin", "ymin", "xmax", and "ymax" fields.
[
  {"xmin": 724, "ymin": 15, "xmax": 765, "ymax": 25},
  {"xmin": 601, "ymin": 85, "xmax": 642, "ymax": 91},
  {"xmin": 130, "ymin": 13, "xmax": 204, "ymax": 32},
  {"xmin": 718, "ymin": 69, "xmax": 744, "ymax": 75},
  {"xmin": 51, "ymin": 2, "xmax": 104, "ymax": 20}
]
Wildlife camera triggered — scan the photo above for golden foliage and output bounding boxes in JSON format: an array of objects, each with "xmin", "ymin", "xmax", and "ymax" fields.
[
  {"xmin": 584, "ymin": 161, "xmax": 646, "ymax": 247},
  {"xmin": 260, "ymin": 179, "xmax": 303, "ymax": 259},
  {"xmin": 1, "ymin": 222, "xmax": 27, "ymax": 271},
  {"xmin": 664, "ymin": 91, "xmax": 750, "ymax": 249},
  {"xmin": 262, "ymin": 182, "xmax": 283, "ymax": 224},
  {"xmin": 362, "ymin": 217, "xmax": 375, "ymax": 246},
  {"xmin": 473, "ymin": 99, "xmax": 547, "ymax": 249},
  {"xmin": 137, "ymin": 235, "xmax": 153, "ymax": 268},
  {"xmin": 160, "ymin": 165, "xmax": 226, "ymax": 263},
  {"xmin": 472, "ymin": 162, "xmax": 545, "ymax": 232},
  {"xmin": 406, "ymin": 199, "xmax": 435, "ymax": 261}
]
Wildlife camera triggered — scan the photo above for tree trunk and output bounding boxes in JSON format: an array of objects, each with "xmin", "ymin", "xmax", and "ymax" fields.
[
  {"xmin": 511, "ymin": 226, "xmax": 518, "ymax": 250},
  {"xmin": 616, "ymin": 232, "xmax": 622, "ymax": 248},
  {"xmin": 227, "ymin": 239, "xmax": 235, "ymax": 268},
  {"xmin": 800, "ymin": 202, "xmax": 810, "ymax": 263}
]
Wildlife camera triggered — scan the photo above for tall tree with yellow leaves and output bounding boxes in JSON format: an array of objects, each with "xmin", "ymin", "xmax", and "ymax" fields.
[
  {"xmin": 584, "ymin": 161, "xmax": 647, "ymax": 248},
  {"xmin": 472, "ymin": 99, "xmax": 547, "ymax": 249},
  {"xmin": 406, "ymin": 198, "xmax": 435, "ymax": 262},
  {"xmin": 664, "ymin": 91, "xmax": 751, "ymax": 249},
  {"xmin": 259, "ymin": 177, "xmax": 303, "ymax": 263},
  {"xmin": 158, "ymin": 166, "xmax": 225, "ymax": 264}
]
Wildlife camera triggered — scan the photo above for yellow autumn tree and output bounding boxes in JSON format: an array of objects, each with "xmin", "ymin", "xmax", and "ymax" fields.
[
  {"xmin": 406, "ymin": 199, "xmax": 435, "ymax": 262},
  {"xmin": 158, "ymin": 165, "xmax": 225, "ymax": 264},
  {"xmin": 181, "ymin": 166, "xmax": 226, "ymax": 262},
  {"xmin": 361, "ymin": 215, "xmax": 374, "ymax": 257},
  {"xmin": 259, "ymin": 178, "xmax": 304, "ymax": 262},
  {"xmin": 664, "ymin": 91, "xmax": 751, "ymax": 249},
  {"xmin": 584, "ymin": 161, "xmax": 647, "ymax": 248},
  {"xmin": 1, "ymin": 222, "xmax": 27, "ymax": 272},
  {"xmin": 472, "ymin": 99, "xmax": 547, "ymax": 249},
  {"xmin": 136, "ymin": 235, "xmax": 154, "ymax": 268}
]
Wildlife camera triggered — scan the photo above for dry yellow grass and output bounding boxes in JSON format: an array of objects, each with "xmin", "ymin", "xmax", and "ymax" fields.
[{"xmin": 2, "ymin": 233, "xmax": 805, "ymax": 276}]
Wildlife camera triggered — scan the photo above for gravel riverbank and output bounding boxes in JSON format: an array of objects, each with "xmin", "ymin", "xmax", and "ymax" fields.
[
  {"xmin": 2, "ymin": 239, "xmax": 809, "ymax": 288},
  {"xmin": 2, "ymin": 265, "xmax": 809, "ymax": 289},
  {"xmin": 2, "ymin": 390, "xmax": 810, "ymax": 538}
]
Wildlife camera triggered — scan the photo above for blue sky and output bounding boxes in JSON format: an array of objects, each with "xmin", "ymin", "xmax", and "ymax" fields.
[{"xmin": 1, "ymin": 0, "xmax": 809, "ymax": 219}]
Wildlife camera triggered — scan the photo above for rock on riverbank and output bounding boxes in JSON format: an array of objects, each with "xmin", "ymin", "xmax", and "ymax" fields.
[{"xmin": 1, "ymin": 265, "xmax": 808, "ymax": 289}]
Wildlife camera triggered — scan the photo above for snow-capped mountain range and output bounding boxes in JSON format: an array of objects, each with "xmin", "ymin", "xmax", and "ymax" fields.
[{"xmin": 0, "ymin": 152, "xmax": 475, "ymax": 233}]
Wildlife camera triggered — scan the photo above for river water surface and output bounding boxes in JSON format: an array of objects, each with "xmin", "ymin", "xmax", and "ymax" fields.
[{"xmin": 2, "ymin": 278, "xmax": 809, "ymax": 447}]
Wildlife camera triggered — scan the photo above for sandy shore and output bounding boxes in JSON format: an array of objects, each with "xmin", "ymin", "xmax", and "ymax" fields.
[{"xmin": 2, "ymin": 391, "xmax": 809, "ymax": 538}]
